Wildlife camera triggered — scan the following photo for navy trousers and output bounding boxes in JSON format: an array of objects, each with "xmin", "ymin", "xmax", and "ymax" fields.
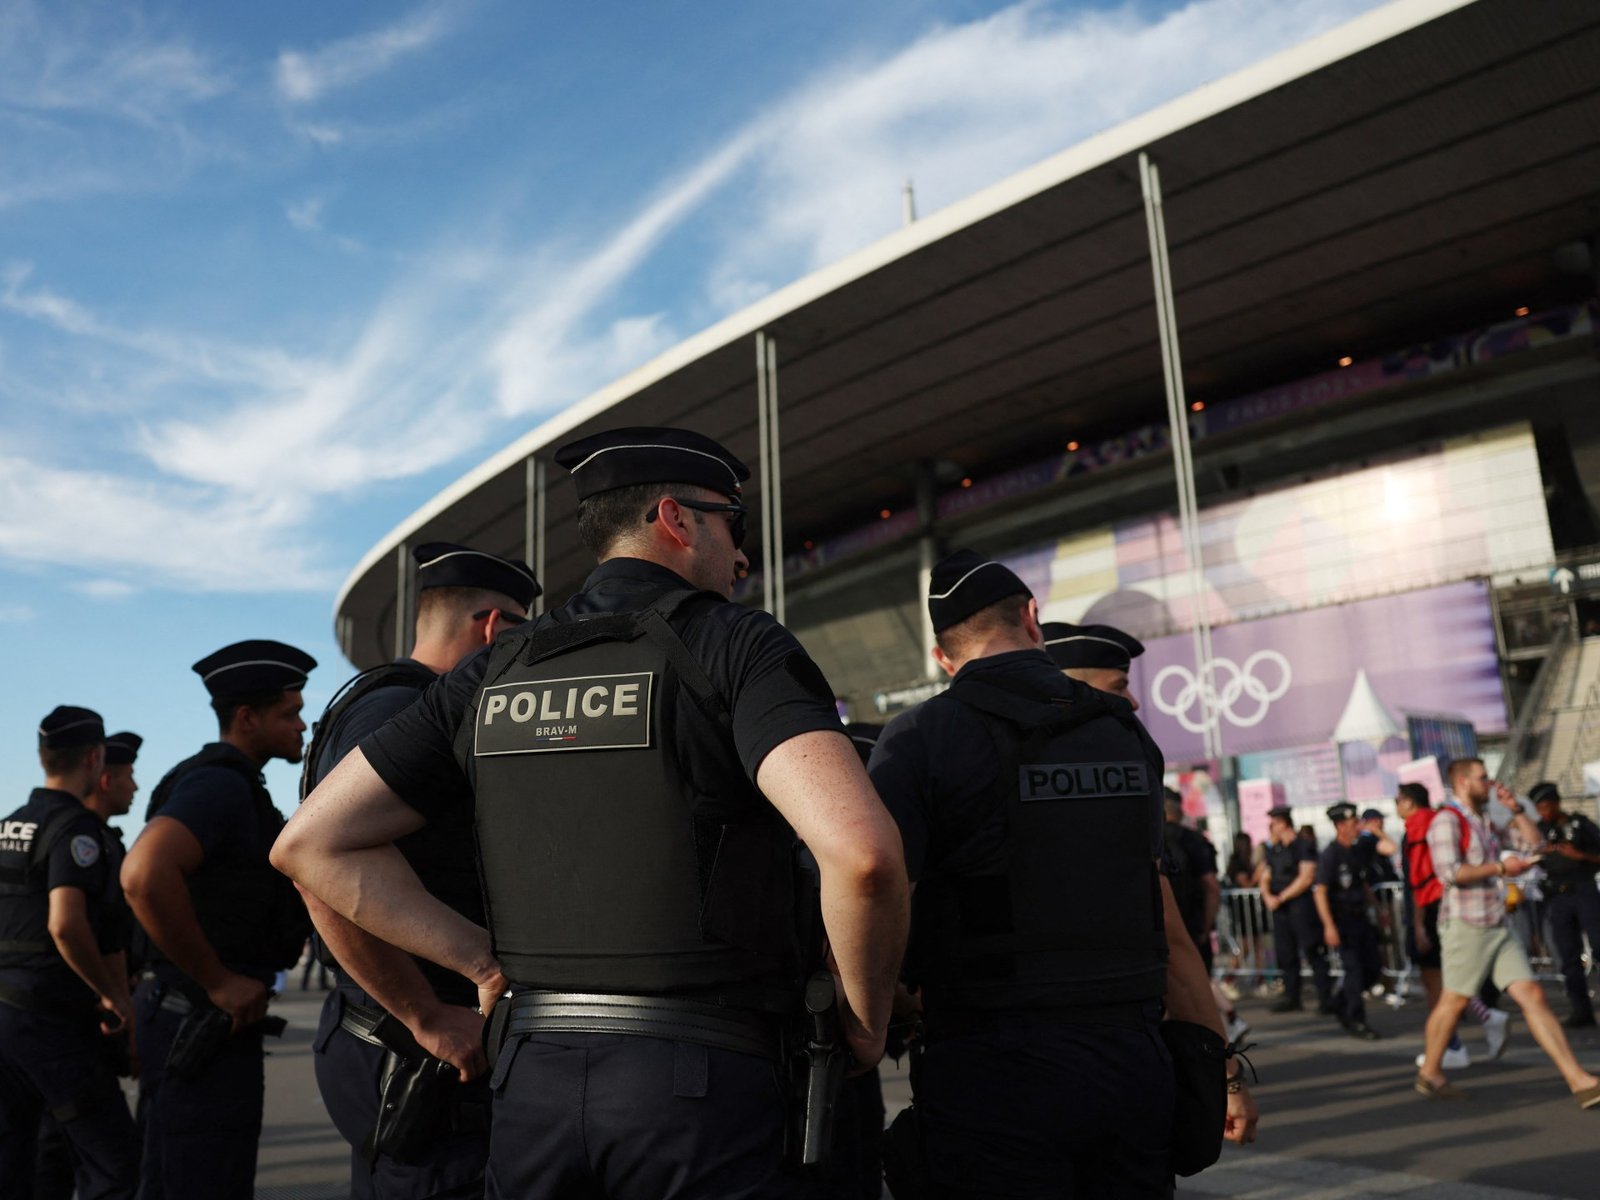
[
  {"xmin": 1546, "ymin": 884, "xmax": 1600, "ymax": 1019},
  {"xmin": 132, "ymin": 975, "xmax": 264, "ymax": 1200},
  {"xmin": 1272, "ymin": 898, "xmax": 1333, "ymax": 1005},
  {"xmin": 1332, "ymin": 914, "xmax": 1381, "ymax": 1023},
  {"xmin": 485, "ymin": 1031, "xmax": 803, "ymax": 1199},
  {"xmin": 312, "ymin": 986, "xmax": 490, "ymax": 1199},
  {"xmin": 916, "ymin": 1015, "xmax": 1174, "ymax": 1199},
  {"xmin": 0, "ymin": 986, "xmax": 138, "ymax": 1200}
]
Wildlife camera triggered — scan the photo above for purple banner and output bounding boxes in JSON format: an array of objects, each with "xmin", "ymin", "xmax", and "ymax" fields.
[{"xmin": 1129, "ymin": 581, "xmax": 1505, "ymax": 763}]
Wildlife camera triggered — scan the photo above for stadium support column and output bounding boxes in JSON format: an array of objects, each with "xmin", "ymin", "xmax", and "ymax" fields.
[
  {"xmin": 394, "ymin": 541, "xmax": 411, "ymax": 659},
  {"xmin": 526, "ymin": 456, "xmax": 547, "ymax": 617},
  {"xmin": 756, "ymin": 332, "xmax": 786, "ymax": 623},
  {"xmin": 917, "ymin": 462, "xmax": 940, "ymax": 681},
  {"xmin": 1139, "ymin": 151, "xmax": 1221, "ymax": 765}
]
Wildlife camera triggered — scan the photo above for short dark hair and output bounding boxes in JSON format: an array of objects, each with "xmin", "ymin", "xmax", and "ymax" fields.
[
  {"xmin": 1445, "ymin": 757, "xmax": 1483, "ymax": 788},
  {"xmin": 576, "ymin": 483, "xmax": 712, "ymax": 557},
  {"xmin": 1396, "ymin": 782, "xmax": 1430, "ymax": 809},
  {"xmin": 934, "ymin": 594, "xmax": 1029, "ymax": 656},
  {"xmin": 39, "ymin": 743, "xmax": 100, "ymax": 776},
  {"xmin": 212, "ymin": 689, "xmax": 288, "ymax": 735}
]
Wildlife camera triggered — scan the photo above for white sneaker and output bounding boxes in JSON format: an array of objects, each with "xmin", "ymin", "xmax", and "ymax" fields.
[
  {"xmin": 1219, "ymin": 980, "xmax": 1242, "ymax": 1002},
  {"xmin": 1484, "ymin": 1009, "xmax": 1510, "ymax": 1059},
  {"xmin": 1414, "ymin": 1046, "xmax": 1472, "ymax": 1070},
  {"xmin": 1225, "ymin": 1014, "xmax": 1250, "ymax": 1044}
]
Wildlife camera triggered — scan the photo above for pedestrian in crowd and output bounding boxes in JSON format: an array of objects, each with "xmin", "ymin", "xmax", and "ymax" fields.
[
  {"xmin": 1314, "ymin": 803, "xmax": 1384, "ymax": 1039},
  {"xmin": 0, "ymin": 708, "xmax": 139, "ymax": 1199},
  {"xmin": 1395, "ymin": 783, "xmax": 1495, "ymax": 1071},
  {"xmin": 868, "ymin": 552, "xmax": 1255, "ymax": 1193},
  {"xmin": 1227, "ymin": 832, "xmax": 1258, "ymax": 889},
  {"xmin": 1356, "ymin": 809, "xmax": 1400, "ymax": 884},
  {"xmin": 1415, "ymin": 759, "xmax": 1600, "ymax": 1106},
  {"xmin": 1257, "ymin": 806, "xmax": 1335, "ymax": 1014},
  {"xmin": 276, "ymin": 427, "xmax": 909, "ymax": 1199},
  {"xmin": 1530, "ymin": 781, "xmax": 1600, "ymax": 1029},
  {"xmin": 33, "ymin": 730, "xmax": 144, "ymax": 1200},
  {"xmin": 1298, "ymin": 824, "xmax": 1318, "ymax": 852},
  {"xmin": 301, "ymin": 542, "xmax": 537, "ymax": 1199},
  {"xmin": 122, "ymin": 643, "xmax": 316, "ymax": 1198}
]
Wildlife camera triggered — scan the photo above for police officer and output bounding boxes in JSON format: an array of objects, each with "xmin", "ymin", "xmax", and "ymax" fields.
[
  {"xmin": 1355, "ymin": 809, "xmax": 1400, "ymax": 885},
  {"xmin": 1314, "ymin": 802, "xmax": 1383, "ymax": 1039},
  {"xmin": 304, "ymin": 542, "xmax": 537, "ymax": 1199},
  {"xmin": 275, "ymin": 426, "xmax": 909, "ymax": 1200},
  {"xmin": 1256, "ymin": 806, "xmax": 1335, "ymax": 1014},
  {"xmin": 121, "ymin": 643, "xmax": 316, "ymax": 1199},
  {"xmin": 1041, "ymin": 620, "xmax": 1143, "ymax": 711},
  {"xmin": 0, "ymin": 707, "xmax": 139, "ymax": 1200},
  {"xmin": 869, "ymin": 550, "xmax": 1255, "ymax": 1194},
  {"xmin": 1530, "ymin": 781, "xmax": 1600, "ymax": 1028},
  {"xmin": 34, "ymin": 730, "xmax": 144, "ymax": 1200}
]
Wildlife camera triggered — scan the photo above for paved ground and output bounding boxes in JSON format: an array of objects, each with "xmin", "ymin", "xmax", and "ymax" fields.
[{"xmin": 249, "ymin": 981, "xmax": 1600, "ymax": 1198}]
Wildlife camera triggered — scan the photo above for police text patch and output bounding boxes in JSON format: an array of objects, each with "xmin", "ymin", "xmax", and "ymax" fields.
[
  {"xmin": 474, "ymin": 671, "xmax": 653, "ymax": 756},
  {"xmin": 1019, "ymin": 762, "xmax": 1147, "ymax": 801}
]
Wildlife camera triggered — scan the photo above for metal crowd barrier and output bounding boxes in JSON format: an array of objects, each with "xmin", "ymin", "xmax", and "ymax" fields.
[{"xmin": 1214, "ymin": 883, "xmax": 1570, "ymax": 1004}]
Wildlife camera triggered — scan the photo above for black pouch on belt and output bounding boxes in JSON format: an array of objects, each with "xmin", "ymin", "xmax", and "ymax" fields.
[
  {"xmin": 165, "ymin": 1004, "xmax": 234, "ymax": 1081},
  {"xmin": 1159, "ymin": 1019, "xmax": 1227, "ymax": 1176},
  {"xmin": 366, "ymin": 1051, "xmax": 458, "ymax": 1166}
]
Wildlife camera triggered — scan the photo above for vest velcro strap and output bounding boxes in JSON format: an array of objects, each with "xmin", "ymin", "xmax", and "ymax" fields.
[
  {"xmin": 0, "ymin": 939, "xmax": 54, "ymax": 957},
  {"xmin": 504, "ymin": 991, "xmax": 778, "ymax": 1060},
  {"xmin": 0, "ymin": 978, "xmax": 43, "ymax": 1012}
]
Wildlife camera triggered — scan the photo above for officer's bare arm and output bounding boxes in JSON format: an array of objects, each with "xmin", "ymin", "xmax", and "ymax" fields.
[
  {"xmin": 123, "ymin": 817, "xmax": 270, "ymax": 1030},
  {"xmin": 273, "ymin": 749, "xmax": 505, "ymax": 1009},
  {"xmin": 297, "ymin": 888, "xmax": 487, "ymax": 1081},
  {"xmin": 757, "ymin": 729, "xmax": 910, "ymax": 1069},
  {"xmin": 47, "ymin": 885, "xmax": 126, "ymax": 1022}
]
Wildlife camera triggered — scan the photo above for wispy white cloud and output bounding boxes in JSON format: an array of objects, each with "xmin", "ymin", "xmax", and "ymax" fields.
[
  {"xmin": 0, "ymin": 602, "xmax": 34, "ymax": 622},
  {"xmin": 285, "ymin": 196, "xmax": 324, "ymax": 232},
  {"xmin": 275, "ymin": 3, "xmax": 458, "ymax": 105},
  {"xmin": 74, "ymin": 579, "xmax": 137, "ymax": 600}
]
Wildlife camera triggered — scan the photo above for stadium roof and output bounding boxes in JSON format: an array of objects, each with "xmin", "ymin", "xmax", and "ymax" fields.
[{"xmin": 336, "ymin": 0, "xmax": 1600, "ymax": 667}]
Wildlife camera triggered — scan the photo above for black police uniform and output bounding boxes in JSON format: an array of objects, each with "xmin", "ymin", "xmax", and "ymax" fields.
[
  {"xmin": 1354, "ymin": 830, "xmax": 1399, "ymax": 885},
  {"xmin": 0, "ymin": 710, "xmax": 139, "ymax": 1200},
  {"xmin": 133, "ymin": 743, "xmax": 307, "ymax": 1198},
  {"xmin": 360, "ymin": 555, "xmax": 845, "ymax": 1200},
  {"xmin": 1262, "ymin": 836, "xmax": 1332, "ymax": 1010},
  {"xmin": 306, "ymin": 658, "xmax": 495, "ymax": 1200},
  {"xmin": 1316, "ymin": 837, "xmax": 1381, "ymax": 1030},
  {"xmin": 870, "ymin": 647, "xmax": 1172, "ymax": 1198},
  {"xmin": 1536, "ymin": 807, "xmax": 1600, "ymax": 1025},
  {"xmin": 1164, "ymin": 819, "xmax": 1218, "ymax": 970}
]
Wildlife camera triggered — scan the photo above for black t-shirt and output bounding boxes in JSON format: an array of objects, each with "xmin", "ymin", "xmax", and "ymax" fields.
[
  {"xmin": 0, "ymin": 788, "xmax": 114, "ymax": 999},
  {"xmin": 1264, "ymin": 836, "xmax": 1316, "ymax": 894},
  {"xmin": 1353, "ymin": 831, "xmax": 1399, "ymax": 884},
  {"xmin": 1539, "ymin": 812, "xmax": 1600, "ymax": 884},
  {"xmin": 1316, "ymin": 839, "xmax": 1372, "ymax": 912},
  {"xmin": 310, "ymin": 662, "xmax": 434, "ymax": 790},
  {"xmin": 361, "ymin": 558, "xmax": 844, "ymax": 823},
  {"xmin": 867, "ymin": 649, "xmax": 1165, "ymax": 884}
]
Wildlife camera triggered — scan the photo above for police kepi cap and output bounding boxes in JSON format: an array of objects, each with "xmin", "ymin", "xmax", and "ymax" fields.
[
  {"xmin": 1360, "ymin": 808, "xmax": 1384, "ymax": 822},
  {"xmin": 192, "ymin": 641, "xmax": 316, "ymax": 699},
  {"xmin": 1326, "ymin": 802, "xmax": 1359, "ymax": 823},
  {"xmin": 927, "ymin": 549, "xmax": 1031, "ymax": 634},
  {"xmin": 104, "ymin": 732, "xmax": 142, "ymax": 766},
  {"xmin": 554, "ymin": 427, "xmax": 749, "ymax": 501},
  {"xmin": 1267, "ymin": 805, "xmax": 1293, "ymax": 822},
  {"xmin": 412, "ymin": 542, "xmax": 541, "ymax": 610},
  {"xmin": 1529, "ymin": 781, "xmax": 1560, "ymax": 805},
  {"xmin": 1042, "ymin": 622, "xmax": 1144, "ymax": 670},
  {"xmin": 38, "ymin": 706, "xmax": 105, "ymax": 750}
]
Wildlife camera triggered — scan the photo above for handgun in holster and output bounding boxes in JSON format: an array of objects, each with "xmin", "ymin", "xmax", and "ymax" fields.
[
  {"xmin": 786, "ymin": 971, "xmax": 849, "ymax": 1170},
  {"xmin": 165, "ymin": 991, "xmax": 287, "ymax": 1081},
  {"xmin": 362, "ymin": 1017, "xmax": 462, "ymax": 1166}
]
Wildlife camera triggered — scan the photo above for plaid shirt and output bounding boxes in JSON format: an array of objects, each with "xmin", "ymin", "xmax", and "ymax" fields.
[{"xmin": 1429, "ymin": 799, "xmax": 1536, "ymax": 929}]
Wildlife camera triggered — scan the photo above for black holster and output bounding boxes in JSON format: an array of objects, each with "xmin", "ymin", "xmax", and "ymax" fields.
[
  {"xmin": 1160, "ymin": 1019, "xmax": 1227, "ymax": 1176},
  {"xmin": 784, "ymin": 973, "xmax": 848, "ymax": 1171},
  {"xmin": 165, "ymin": 1004, "xmax": 233, "ymax": 1080},
  {"xmin": 365, "ymin": 1051, "xmax": 458, "ymax": 1166}
]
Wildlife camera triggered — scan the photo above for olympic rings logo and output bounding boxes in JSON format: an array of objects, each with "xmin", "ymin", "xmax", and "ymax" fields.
[{"xmin": 1150, "ymin": 650, "xmax": 1292, "ymax": 733}]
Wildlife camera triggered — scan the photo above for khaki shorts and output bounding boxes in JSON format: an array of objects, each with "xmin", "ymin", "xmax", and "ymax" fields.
[{"xmin": 1440, "ymin": 919, "xmax": 1534, "ymax": 997}]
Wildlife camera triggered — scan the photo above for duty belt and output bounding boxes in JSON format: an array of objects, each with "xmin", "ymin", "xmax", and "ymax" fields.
[
  {"xmin": 504, "ymin": 991, "xmax": 779, "ymax": 1060},
  {"xmin": 338, "ymin": 1000, "xmax": 410, "ymax": 1053}
]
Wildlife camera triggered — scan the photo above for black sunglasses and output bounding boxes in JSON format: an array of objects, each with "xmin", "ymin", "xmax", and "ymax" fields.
[
  {"xmin": 472, "ymin": 608, "xmax": 530, "ymax": 627},
  {"xmin": 645, "ymin": 498, "xmax": 748, "ymax": 550}
]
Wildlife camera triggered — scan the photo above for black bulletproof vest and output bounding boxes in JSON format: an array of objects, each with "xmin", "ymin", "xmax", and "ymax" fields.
[
  {"xmin": 457, "ymin": 589, "xmax": 801, "ymax": 1003},
  {"xmin": 302, "ymin": 660, "xmax": 486, "ymax": 1002},
  {"xmin": 146, "ymin": 747, "xmax": 309, "ymax": 972},
  {"xmin": 1163, "ymin": 822, "xmax": 1206, "ymax": 940},
  {"xmin": 906, "ymin": 676, "xmax": 1168, "ymax": 1010},
  {"xmin": 1264, "ymin": 840, "xmax": 1300, "ymax": 894},
  {"xmin": 0, "ymin": 798, "xmax": 93, "ymax": 968}
]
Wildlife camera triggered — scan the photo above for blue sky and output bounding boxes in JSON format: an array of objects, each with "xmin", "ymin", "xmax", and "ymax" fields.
[{"xmin": 0, "ymin": 0, "xmax": 1384, "ymax": 825}]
